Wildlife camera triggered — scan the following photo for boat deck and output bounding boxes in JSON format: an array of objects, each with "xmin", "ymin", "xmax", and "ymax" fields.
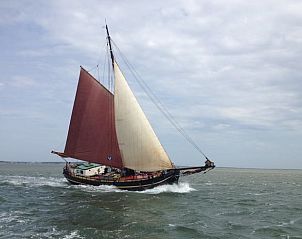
[{"xmin": 63, "ymin": 166, "xmax": 180, "ymax": 191}]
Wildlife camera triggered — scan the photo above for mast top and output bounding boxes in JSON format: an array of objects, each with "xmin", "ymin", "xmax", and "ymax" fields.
[{"xmin": 105, "ymin": 24, "xmax": 115, "ymax": 69}]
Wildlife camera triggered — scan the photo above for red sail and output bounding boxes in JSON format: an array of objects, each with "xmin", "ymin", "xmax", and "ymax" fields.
[{"xmin": 64, "ymin": 67, "xmax": 123, "ymax": 168}]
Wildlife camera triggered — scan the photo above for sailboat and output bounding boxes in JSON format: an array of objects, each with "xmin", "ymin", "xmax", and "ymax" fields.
[{"xmin": 51, "ymin": 25, "xmax": 215, "ymax": 191}]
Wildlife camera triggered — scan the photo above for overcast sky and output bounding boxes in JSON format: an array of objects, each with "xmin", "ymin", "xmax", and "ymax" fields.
[{"xmin": 0, "ymin": 0, "xmax": 301, "ymax": 169}]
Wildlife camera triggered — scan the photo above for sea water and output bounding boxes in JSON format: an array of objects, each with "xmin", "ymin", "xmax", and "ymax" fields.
[{"xmin": 0, "ymin": 162, "xmax": 301, "ymax": 239}]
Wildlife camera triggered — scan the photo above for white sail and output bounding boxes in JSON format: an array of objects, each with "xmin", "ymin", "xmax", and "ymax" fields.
[{"xmin": 113, "ymin": 62, "xmax": 173, "ymax": 171}]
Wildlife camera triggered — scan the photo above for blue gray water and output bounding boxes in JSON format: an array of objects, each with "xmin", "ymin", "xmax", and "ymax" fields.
[{"xmin": 0, "ymin": 162, "xmax": 301, "ymax": 239}]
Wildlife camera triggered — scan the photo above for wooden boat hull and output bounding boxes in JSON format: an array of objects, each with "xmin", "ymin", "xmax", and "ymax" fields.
[{"xmin": 63, "ymin": 169, "xmax": 180, "ymax": 191}]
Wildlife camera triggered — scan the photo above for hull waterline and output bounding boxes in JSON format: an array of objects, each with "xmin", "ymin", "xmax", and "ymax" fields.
[{"xmin": 63, "ymin": 169, "xmax": 180, "ymax": 191}]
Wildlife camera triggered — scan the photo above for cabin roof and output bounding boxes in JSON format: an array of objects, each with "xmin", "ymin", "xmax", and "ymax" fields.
[{"xmin": 76, "ymin": 163, "xmax": 101, "ymax": 170}]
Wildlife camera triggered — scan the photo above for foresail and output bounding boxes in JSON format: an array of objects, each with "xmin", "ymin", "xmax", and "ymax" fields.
[
  {"xmin": 64, "ymin": 67, "xmax": 123, "ymax": 168},
  {"xmin": 113, "ymin": 62, "xmax": 173, "ymax": 171}
]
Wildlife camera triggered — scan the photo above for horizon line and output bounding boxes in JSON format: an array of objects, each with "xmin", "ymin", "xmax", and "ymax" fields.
[{"xmin": 0, "ymin": 160, "xmax": 301, "ymax": 170}]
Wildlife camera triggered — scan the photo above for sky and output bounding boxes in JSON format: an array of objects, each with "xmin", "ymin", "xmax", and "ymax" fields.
[{"xmin": 0, "ymin": 0, "xmax": 301, "ymax": 169}]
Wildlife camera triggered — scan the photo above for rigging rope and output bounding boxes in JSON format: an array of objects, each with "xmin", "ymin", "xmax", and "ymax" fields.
[
  {"xmin": 111, "ymin": 40, "xmax": 210, "ymax": 161},
  {"xmin": 102, "ymin": 42, "xmax": 108, "ymax": 85},
  {"xmin": 87, "ymin": 65, "xmax": 98, "ymax": 73}
]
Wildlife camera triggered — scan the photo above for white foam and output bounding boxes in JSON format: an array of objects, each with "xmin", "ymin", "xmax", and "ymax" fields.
[
  {"xmin": 71, "ymin": 182, "xmax": 195, "ymax": 194},
  {"xmin": 1, "ymin": 176, "xmax": 67, "ymax": 188},
  {"xmin": 25, "ymin": 229, "xmax": 83, "ymax": 239},
  {"xmin": 140, "ymin": 182, "xmax": 196, "ymax": 194},
  {"xmin": 62, "ymin": 230, "xmax": 83, "ymax": 239},
  {"xmin": 74, "ymin": 184, "xmax": 122, "ymax": 193},
  {"xmin": 0, "ymin": 211, "xmax": 30, "ymax": 226},
  {"xmin": 277, "ymin": 217, "xmax": 301, "ymax": 227},
  {"xmin": 205, "ymin": 182, "xmax": 213, "ymax": 186},
  {"xmin": 2, "ymin": 176, "xmax": 195, "ymax": 194}
]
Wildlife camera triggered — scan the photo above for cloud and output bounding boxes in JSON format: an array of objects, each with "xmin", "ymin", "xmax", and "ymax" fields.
[
  {"xmin": 0, "ymin": 0, "xmax": 301, "ymax": 167},
  {"xmin": 10, "ymin": 76, "xmax": 36, "ymax": 87}
]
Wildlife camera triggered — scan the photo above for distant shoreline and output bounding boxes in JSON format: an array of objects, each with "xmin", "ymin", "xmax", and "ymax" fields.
[
  {"xmin": 0, "ymin": 161, "xmax": 301, "ymax": 170},
  {"xmin": 0, "ymin": 161, "xmax": 64, "ymax": 164}
]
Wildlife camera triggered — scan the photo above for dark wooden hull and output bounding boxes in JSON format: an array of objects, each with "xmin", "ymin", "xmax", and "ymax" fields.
[{"xmin": 63, "ymin": 169, "xmax": 180, "ymax": 191}]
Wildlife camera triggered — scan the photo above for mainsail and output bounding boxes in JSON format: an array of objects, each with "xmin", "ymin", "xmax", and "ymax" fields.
[
  {"xmin": 63, "ymin": 67, "xmax": 123, "ymax": 168},
  {"xmin": 114, "ymin": 62, "xmax": 174, "ymax": 171}
]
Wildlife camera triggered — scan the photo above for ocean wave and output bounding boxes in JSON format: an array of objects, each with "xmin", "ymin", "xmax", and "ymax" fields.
[
  {"xmin": 1, "ymin": 175, "xmax": 195, "ymax": 194},
  {"xmin": 62, "ymin": 230, "xmax": 84, "ymax": 239},
  {"xmin": 139, "ymin": 182, "xmax": 196, "ymax": 194},
  {"xmin": 71, "ymin": 182, "xmax": 195, "ymax": 194},
  {"xmin": 0, "ymin": 175, "xmax": 67, "ymax": 188},
  {"xmin": 0, "ymin": 211, "xmax": 84, "ymax": 239},
  {"xmin": 0, "ymin": 211, "xmax": 29, "ymax": 225},
  {"xmin": 73, "ymin": 184, "xmax": 123, "ymax": 193}
]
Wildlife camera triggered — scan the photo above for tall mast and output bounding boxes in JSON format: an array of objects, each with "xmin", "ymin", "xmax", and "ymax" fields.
[
  {"xmin": 106, "ymin": 24, "xmax": 114, "ymax": 69},
  {"xmin": 105, "ymin": 24, "xmax": 114, "ymax": 166}
]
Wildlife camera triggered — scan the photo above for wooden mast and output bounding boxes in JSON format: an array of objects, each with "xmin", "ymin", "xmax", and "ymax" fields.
[
  {"xmin": 106, "ymin": 24, "xmax": 114, "ymax": 69},
  {"xmin": 105, "ymin": 24, "xmax": 115, "ymax": 167}
]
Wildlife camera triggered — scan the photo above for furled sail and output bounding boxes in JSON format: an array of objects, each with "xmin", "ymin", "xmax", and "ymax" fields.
[
  {"xmin": 64, "ymin": 67, "xmax": 123, "ymax": 168},
  {"xmin": 113, "ymin": 62, "xmax": 173, "ymax": 171}
]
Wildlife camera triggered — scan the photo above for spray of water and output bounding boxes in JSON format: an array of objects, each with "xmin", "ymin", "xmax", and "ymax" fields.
[
  {"xmin": 139, "ymin": 182, "xmax": 196, "ymax": 194},
  {"xmin": 73, "ymin": 182, "xmax": 195, "ymax": 194},
  {"xmin": 1, "ymin": 175, "xmax": 196, "ymax": 194}
]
